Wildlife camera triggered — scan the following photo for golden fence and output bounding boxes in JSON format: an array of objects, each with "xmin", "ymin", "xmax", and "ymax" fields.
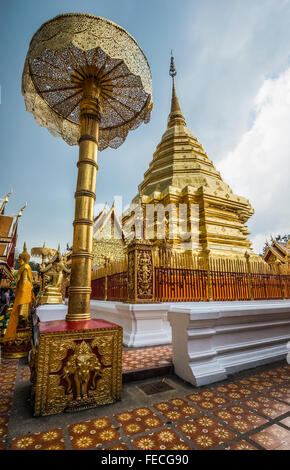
[
  {"xmin": 91, "ymin": 251, "xmax": 290, "ymax": 303},
  {"xmin": 91, "ymin": 257, "xmax": 128, "ymax": 301}
]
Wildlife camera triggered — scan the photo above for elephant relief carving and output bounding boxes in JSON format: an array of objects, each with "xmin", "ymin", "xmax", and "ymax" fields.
[{"xmin": 61, "ymin": 341, "xmax": 102, "ymax": 401}]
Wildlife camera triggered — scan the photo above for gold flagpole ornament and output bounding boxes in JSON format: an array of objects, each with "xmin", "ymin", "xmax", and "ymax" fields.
[{"xmin": 22, "ymin": 13, "xmax": 153, "ymax": 321}]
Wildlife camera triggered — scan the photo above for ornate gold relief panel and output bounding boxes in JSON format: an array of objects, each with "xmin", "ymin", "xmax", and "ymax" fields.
[
  {"xmin": 137, "ymin": 249, "xmax": 153, "ymax": 300},
  {"xmin": 33, "ymin": 326, "xmax": 122, "ymax": 416}
]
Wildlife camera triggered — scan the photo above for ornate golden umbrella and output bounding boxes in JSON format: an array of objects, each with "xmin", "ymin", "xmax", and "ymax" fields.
[
  {"xmin": 31, "ymin": 242, "xmax": 57, "ymax": 266},
  {"xmin": 22, "ymin": 13, "xmax": 153, "ymax": 321}
]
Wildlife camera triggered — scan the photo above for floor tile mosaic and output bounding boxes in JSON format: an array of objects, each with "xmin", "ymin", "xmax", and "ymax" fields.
[
  {"xmin": 250, "ymin": 424, "xmax": 290, "ymax": 450},
  {"xmin": 258, "ymin": 369, "xmax": 290, "ymax": 384},
  {"xmin": 122, "ymin": 346, "xmax": 172, "ymax": 372},
  {"xmin": 279, "ymin": 416, "xmax": 290, "ymax": 428},
  {"xmin": 0, "ymin": 397, "xmax": 12, "ymax": 415},
  {"xmin": 153, "ymin": 397, "xmax": 200, "ymax": 422},
  {"xmin": 187, "ymin": 390, "xmax": 229, "ymax": 409},
  {"xmin": 19, "ymin": 366, "xmax": 30, "ymax": 382},
  {"xmin": 132, "ymin": 428, "xmax": 191, "ymax": 450},
  {"xmin": 0, "ymin": 348, "xmax": 289, "ymax": 452},
  {"xmin": 242, "ymin": 395, "xmax": 290, "ymax": 418},
  {"xmin": 105, "ymin": 443, "xmax": 129, "ymax": 450},
  {"xmin": 176, "ymin": 416, "xmax": 236, "ymax": 449},
  {"xmin": 0, "ymin": 373, "xmax": 16, "ymax": 384},
  {"xmin": 235, "ymin": 376, "xmax": 276, "ymax": 392},
  {"xmin": 225, "ymin": 440, "xmax": 258, "ymax": 450},
  {"xmin": 213, "ymin": 382, "xmax": 255, "ymax": 399},
  {"xmin": 214, "ymin": 405, "xmax": 268, "ymax": 433},
  {"xmin": 266, "ymin": 384, "xmax": 290, "ymax": 404},
  {"xmin": 68, "ymin": 417, "xmax": 120, "ymax": 450},
  {"xmin": 11, "ymin": 428, "xmax": 65, "ymax": 450},
  {"xmin": 0, "ymin": 416, "xmax": 8, "ymax": 439},
  {"xmin": 114, "ymin": 407, "xmax": 165, "ymax": 436},
  {"xmin": 0, "ymin": 384, "xmax": 14, "ymax": 396}
]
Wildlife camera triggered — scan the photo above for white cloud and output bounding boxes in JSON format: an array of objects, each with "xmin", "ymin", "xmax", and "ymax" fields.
[{"xmin": 217, "ymin": 66, "xmax": 290, "ymax": 254}]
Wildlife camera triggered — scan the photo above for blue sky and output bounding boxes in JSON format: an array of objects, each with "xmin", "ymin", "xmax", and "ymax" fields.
[{"xmin": 1, "ymin": 0, "xmax": 290, "ymax": 255}]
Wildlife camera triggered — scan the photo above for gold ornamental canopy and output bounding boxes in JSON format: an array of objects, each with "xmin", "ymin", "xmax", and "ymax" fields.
[
  {"xmin": 22, "ymin": 14, "xmax": 153, "ymax": 322},
  {"xmin": 22, "ymin": 13, "xmax": 153, "ymax": 150}
]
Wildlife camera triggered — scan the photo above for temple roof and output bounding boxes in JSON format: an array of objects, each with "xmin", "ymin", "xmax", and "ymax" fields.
[
  {"xmin": 0, "ymin": 192, "xmax": 26, "ymax": 278},
  {"xmin": 93, "ymin": 203, "xmax": 123, "ymax": 241},
  {"xmin": 264, "ymin": 239, "xmax": 290, "ymax": 263}
]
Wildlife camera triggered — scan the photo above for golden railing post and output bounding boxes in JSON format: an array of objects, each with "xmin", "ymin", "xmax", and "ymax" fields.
[
  {"xmin": 205, "ymin": 249, "xmax": 213, "ymax": 301},
  {"xmin": 66, "ymin": 79, "xmax": 101, "ymax": 321},
  {"xmin": 245, "ymin": 252, "xmax": 254, "ymax": 300},
  {"xmin": 127, "ymin": 240, "xmax": 154, "ymax": 303},
  {"xmin": 104, "ymin": 258, "xmax": 109, "ymax": 302},
  {"xmin": 275, "ymin": 260, "xmax": 285, "ymax": 299}
]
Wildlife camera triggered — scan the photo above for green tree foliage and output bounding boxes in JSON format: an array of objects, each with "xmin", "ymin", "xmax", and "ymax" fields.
[{"xmin": 14, "ymin": 249, "xmax": 40, "ymax": 272}]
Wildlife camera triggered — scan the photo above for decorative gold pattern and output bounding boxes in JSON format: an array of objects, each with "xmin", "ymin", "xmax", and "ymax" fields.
[
  {"xmin": 32, "ymin": 324, "xmax": 122, "ymax": 416},
  {"xmin": 62, "ymin": 341, "xmax": 102, "ymax": 401},
  {"xmin": 2, "ymin": 328, "xmax": 32, "ymax": 359},
  {"xmin": 127, "ymin": 240, "xmax": 154, "ymax": 302},
  {"xmin": 22, "ymin": 13, "xmax": 153, "ymax": 150}
]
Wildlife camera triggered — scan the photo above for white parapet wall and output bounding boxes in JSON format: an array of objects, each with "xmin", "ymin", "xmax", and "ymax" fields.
[
  {"xmin": 168, "ymin": 300, "xmax": 290, "ymax": 387},
  {"xmin": 90, "ymin": 300, "xmax": 172, "ymax": 347},
  {"xmin": 36, "ymin": 303, "xmax": 67, "ymax": 322}
]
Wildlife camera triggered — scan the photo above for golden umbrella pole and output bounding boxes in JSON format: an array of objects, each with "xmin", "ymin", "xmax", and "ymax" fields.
[
  {"xmin": 21, "ymin": 13, "xmax": 153, "ymax": 415},
  {"xmin": 67, "ymin": 80, "xmax": 101, "ymax": 321}
]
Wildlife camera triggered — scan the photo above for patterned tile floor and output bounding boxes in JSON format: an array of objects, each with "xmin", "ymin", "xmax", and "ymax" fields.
[
  {"xmin": 0, "ymin": 347, "xmax": 290, "ymax": 451},
  {"xmin": 122, "ymin": 346, "xmax": 172, "ymax": 372}
]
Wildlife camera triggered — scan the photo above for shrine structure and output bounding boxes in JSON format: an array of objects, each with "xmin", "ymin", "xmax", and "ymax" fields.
[
  {"xmin": 0, "ymin": 190, "xmax": 26, "ymax": 287},
  {"xmin": 123, "ymin": 55, "xmax": 258, "ymax": 261}
]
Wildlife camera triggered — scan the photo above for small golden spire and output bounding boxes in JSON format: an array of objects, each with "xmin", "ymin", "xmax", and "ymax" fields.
[{"xmin": 168, "ymin": 52, "xmax": 186, "ymax": 128}]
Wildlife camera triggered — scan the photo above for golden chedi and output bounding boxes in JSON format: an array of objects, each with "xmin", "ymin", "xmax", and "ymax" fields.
[{"xmin": 123, "ymin": 55, "xmax": 258, "ymax": 260}]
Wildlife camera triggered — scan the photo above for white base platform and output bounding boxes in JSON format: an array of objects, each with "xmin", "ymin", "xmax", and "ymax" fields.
[
  {"xmin": 168, "ymin": 300, "xmax": 290, "ymax": 387},
  {"xmin": 90, "ymin": 301, "xmax": 172, "ymax": 347},
  {"xmin": 36, "ymin": 303, "xmax": 67, "ymax": 322}
]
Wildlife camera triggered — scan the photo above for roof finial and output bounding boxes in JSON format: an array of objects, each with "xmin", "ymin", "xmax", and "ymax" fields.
[
  {"xmin": 1, "ymin": 188, "xmax": 13, "ymax": 214},
  {"xmin": 169, "ymin": 51, "xmax": 177, "ymax": 79},
  {"xmin": 168, "ymin": 52, "xmax": 186, "ymax": 128},
  {"xmin": 18, "ymin": 202, "xmax": 27, "ymax": 218}
]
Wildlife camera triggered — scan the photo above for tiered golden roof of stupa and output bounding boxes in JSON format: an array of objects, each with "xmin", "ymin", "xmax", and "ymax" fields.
[{"xmin": 124, "ymin": 55, "xmax": 258, "ymax": 259}]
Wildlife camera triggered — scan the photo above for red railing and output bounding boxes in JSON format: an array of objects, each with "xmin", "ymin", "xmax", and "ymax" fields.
[
  {"xmin": 91, "ymin": 259, "xmax": 290, "ymax": 303},
  {"xmin": 91, "ymin": 272, "xmax": 127, "ymax": 301},
  {"xmin": 211, "ymin": 270, "xmax": 250, "ymax": 301},
  {"xmin": 91, "ymin": 276, "xmax": 105, "ymax": 300},
  {"xmin": 107, "ymin": 272, "xmax": 128, "ymax": 301},
  {"xmin": 154, "ymin": 267, "xmax": 208, "ymax": 302}
]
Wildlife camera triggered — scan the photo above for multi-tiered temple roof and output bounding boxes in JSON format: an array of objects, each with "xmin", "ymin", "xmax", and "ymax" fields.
[{"xmin": 0, "ymin": 191, "xmax": 26, "ymax": 284}]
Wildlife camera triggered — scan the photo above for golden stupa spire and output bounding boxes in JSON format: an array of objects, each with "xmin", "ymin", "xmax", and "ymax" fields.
[{"xmin": 168, "ymin": 52, "xmax": 186, "ymax": 128}]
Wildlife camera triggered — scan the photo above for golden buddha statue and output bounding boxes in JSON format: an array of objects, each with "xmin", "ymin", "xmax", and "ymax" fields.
[
  {"xmin": 39, "ymin": 249, "xmax": 70, "ymax": 304},
  {"xmin": 3, "ymin": 242, "xmax": 33, "ymax": 342}
]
